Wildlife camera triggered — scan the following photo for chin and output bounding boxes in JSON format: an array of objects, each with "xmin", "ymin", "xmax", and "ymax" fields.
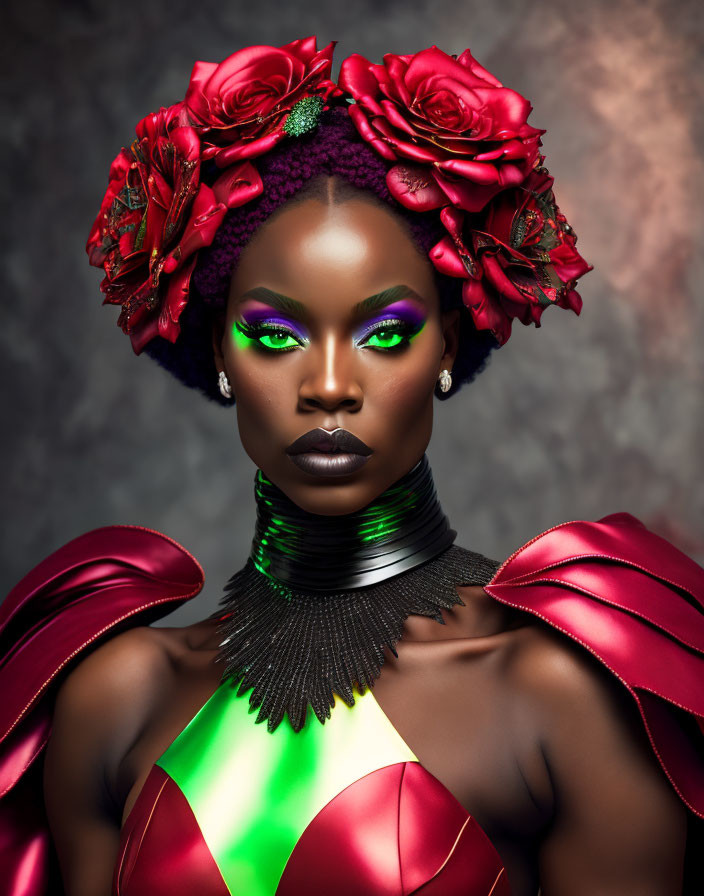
[{"xmin": 283, "ymin": 476, "xmax": 381, "ymax": 516}]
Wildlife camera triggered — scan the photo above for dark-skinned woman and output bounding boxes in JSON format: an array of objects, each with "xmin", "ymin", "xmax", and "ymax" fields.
[{"xmin": 2, "ymin": 37, "xmax": 702, "ymax": 896}]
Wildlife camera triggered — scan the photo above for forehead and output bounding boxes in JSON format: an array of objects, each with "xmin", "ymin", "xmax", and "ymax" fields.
[{"xmin": 230, "ymin": 198, "xmax": 438, "ymax": 302}]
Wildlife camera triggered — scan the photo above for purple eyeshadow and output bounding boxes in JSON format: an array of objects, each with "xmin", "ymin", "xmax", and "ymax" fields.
[
  {"xmin": 239, "ymin": 297, "xmax": 426, "ymax": 344},
  {"xmin": 361, "ymin": 300, "xmax": 426, "ymax": 331},
  {"xmin": 240, "ymin": 309, "xmax": 309, "ymax": 342}
]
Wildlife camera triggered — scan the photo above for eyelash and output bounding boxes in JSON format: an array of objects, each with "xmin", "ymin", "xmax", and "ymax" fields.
[
  {"xmin": 235, "ymin": 320, "xmax": 307, "ymax": 352},
  {"xmin": 235, "ymin": 318, "xmax": 420, "ymax": 353}
]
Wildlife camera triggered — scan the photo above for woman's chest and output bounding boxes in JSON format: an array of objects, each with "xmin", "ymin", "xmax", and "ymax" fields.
[{"xmin": 115, "ymin": 628, "xmax": 543, "ymax": 895}]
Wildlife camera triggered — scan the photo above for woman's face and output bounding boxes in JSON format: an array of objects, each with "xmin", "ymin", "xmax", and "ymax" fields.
[{"xmin": 213, "ymin": 193, "xmax": 459, "ymax": 515}]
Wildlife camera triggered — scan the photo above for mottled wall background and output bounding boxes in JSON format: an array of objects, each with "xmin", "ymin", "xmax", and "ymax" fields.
[{"xmin": 2, "ymin": 0, "xmax": 702, "ymax": 625}]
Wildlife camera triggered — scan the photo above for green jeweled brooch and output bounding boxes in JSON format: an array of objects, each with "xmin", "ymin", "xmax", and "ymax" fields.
[{"xmin": 283, "ymin": 95, "xmax": 325, "ymax": 137}]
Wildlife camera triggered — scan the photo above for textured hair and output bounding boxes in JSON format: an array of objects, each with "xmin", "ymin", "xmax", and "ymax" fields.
[{"xmin": 143, "ymin": 104, "xmax": 498, "ymax": 405}]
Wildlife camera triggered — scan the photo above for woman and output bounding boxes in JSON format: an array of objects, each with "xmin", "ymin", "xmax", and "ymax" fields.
[{"xmin": 1, "ymin": 37, "xmax": 702, "ymax": 896}]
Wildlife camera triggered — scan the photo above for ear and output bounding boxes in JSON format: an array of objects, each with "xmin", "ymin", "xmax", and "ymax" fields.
[
  {"xmin": 439, "ymin": 308, "xmax": 460, "ymax": 373},
  {"xmin": 212, "ymin": 314, "xmax": 226, "ymax": 373}
]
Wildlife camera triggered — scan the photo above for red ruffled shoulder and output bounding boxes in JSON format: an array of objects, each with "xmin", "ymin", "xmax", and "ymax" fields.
[
  {"xmin": 484, "ymin": 511, "xmax": 704, "ymax": 820},
  {"xmin": 0, "ymin": 525, "xmax": 204, "ymax": 896}
]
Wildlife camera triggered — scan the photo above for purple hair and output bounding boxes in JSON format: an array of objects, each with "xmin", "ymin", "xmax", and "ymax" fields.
[{"xmin": 143, "ymin": 105, "xmax": 497, "ymax": 405}]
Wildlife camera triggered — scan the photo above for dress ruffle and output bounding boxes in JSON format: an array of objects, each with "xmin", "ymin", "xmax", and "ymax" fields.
[
  {"xmin": 0, "ymin": 525, "xmax": 204, "ymax": 896},
  {"xmin": 484, "ymin": 511, "xmax": 704, "ymax": 820}
]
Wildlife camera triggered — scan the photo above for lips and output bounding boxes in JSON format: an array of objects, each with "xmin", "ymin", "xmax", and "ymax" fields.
[
  {"xmin": 285, "ymin": 428, "xmax": 373, "ymax": 456},
  {"xmin": 285, "ymin": 428, "xmax": 373, "ymax": 478}
]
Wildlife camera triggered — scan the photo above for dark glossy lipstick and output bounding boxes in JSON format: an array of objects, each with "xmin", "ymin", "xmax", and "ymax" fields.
[{"xmin": 285, "ymin": 428, "xmax": 373, "ymax": 477}]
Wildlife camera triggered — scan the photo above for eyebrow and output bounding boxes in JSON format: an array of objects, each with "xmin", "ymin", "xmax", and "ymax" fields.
[{"xmin": 237, "ymin": 284, "xmax": 427, "ymax": 317}]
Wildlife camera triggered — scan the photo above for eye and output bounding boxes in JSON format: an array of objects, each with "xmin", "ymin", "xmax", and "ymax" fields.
[
  {"xmin": 235, "ymin": 320, "xmax": 306, "ymax": 353},
  {"xmin": 357, "ymin": 318, "xmax": 419, "ymax": 352}
]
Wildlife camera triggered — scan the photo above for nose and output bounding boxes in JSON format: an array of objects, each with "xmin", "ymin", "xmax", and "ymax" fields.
[{"xmin": 297, "ymin": 331, "xmax": 364, "ymax": 413}]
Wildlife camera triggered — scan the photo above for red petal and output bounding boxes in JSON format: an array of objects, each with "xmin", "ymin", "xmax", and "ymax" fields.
[
  {"xmin": 455, "ymin": 48, "xmax": 504, "ymax": 88},
  {"xmin": 379, "ymin": 99, "xmax": 419, "ymax": 137},
  {"xmin": 338, "ymin": 53, "xmax": 379, "ymax": 100},
  {"xmin": 440, "ymin": 205, "xmax": 464, "ymax": 239},
  {"xmin": 169, "ymin": 125, "xmax": 202, "ymax": 163},
  {"xmin": 129, "ymin": 315, "xmax": 161, "ymax": 355},
  {"xmin": 183, "ymin": 59, "xmax": 218, "ymax": 124},
  {"xmin": 482, "ymin": 253, "xmax": 526, "ymax": 304},
  {"xmin": 429, "ymin": 236, "xmax": 467, "ymax": 278},
  {"xmin": 213, "ymin": 130, "xmax": 285, "ymax": 165},
  {"xmin": 279, "ymin": 35, "xmax": 319, "ymax": 62},
  {"xmin": 462, "ymin": 278, "xmax": 512, "ymax": 345},
  {"xmin": 372, "ymin": 119, "xmax": 443, "ymax": 163},
  {"xmin": 436, "ymin": 157, "xmax": 499, "ymax": 185},
  {"xmin": 433, "ymin": 169, "xmax": 502, "ymax": 213},
  {"xmin": 550, "ymin": 236, "xmax": 593, "ymax": 282},
  {"xmin": 347, "ymin": 105, "xmax": 397, "ymax": 160},
  {"xmin": 379, "ymin": 54, "xmax": 412, "ymax": 106},
  {"xmin": 160, "ymin": 256, "xmax": 198, "ymax": 340},
  {"xmin": 212, "ymin": 161, "xmax": 263, "ymax": 208},
  {"xmin": 174, "ymin": 184, "xmax": 227, "ymax": 261},
  {"xmin": 386, "ymin": 164, "xmax": 446, "ymax": 211},
  {"xmin": 557, "ymin": 287, "xmax": 583, "ymax": 315},
  {"xmin": 356, "ymin": 93, "xmax": 385, "ymax": 118}
]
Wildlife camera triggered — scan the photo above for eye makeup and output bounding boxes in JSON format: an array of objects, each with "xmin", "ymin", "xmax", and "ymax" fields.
[
  {"xmin": 354, "ymin": 300, "xmax": 426, "ymax": 350},
  {"xmin": 232, "ymin": 303, "xmax": 310, "ymax": 353},
  {"xmin": 355, "ymin": 300, "xmax": 425, "ymax": 336},
  {"xmin": 238, "ymin": 284, "xmax": 428, "ymax": 318},
  {"xmin": 232, "ymin": 293, "xmax": 427, "ymax": 353}
]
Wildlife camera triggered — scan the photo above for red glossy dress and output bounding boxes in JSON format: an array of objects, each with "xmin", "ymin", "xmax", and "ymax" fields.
[{"xmin": 1, "ymin": 513, "xmax": 703, "ymax": 895}]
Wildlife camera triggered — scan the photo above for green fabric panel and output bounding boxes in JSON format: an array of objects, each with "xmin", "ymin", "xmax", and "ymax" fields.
[{"xmin": 156, "ymin": 681, "xmax": 418, "ymax": 896}]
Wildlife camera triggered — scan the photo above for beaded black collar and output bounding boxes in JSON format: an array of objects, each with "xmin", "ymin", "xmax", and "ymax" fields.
[{"xmin": 215, "ymin": 454, "xmax": 499, "ymax": 732}]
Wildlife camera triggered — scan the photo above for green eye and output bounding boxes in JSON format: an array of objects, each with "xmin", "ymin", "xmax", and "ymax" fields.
[
  {"xmin": 365, "ymin": 330, "xmax": 405, "ymax": 349},
  {"xmin": 359, "ymin": 319, "xmax": 416, "ymax": 351},
  {"xmin": 259, "ymin": 331, "xmax": 300, "ymax": 350},
  {"xmin": 234, "ymin": 320, "xmax": 305, "ymax": 353}
]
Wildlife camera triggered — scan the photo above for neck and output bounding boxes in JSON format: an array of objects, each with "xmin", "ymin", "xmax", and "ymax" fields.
[
  {"xmin": 216, "ymin": 453, "xmax": 501, "ymax": 732},
  {"xmin": 249, "ymin": 454, "xmax": 456, "ymax": 591}
]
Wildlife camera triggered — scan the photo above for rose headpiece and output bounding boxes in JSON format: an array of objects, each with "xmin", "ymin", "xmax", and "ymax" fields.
[{"xmin": 87, "ymin": 37, "xmax": 591, "ymax": 354}]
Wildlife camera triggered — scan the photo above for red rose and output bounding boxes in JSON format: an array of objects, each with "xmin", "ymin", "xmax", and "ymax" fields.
[
  {"xmin": 430, "ymin": 165, "xmax": 592, "ymax": 344},
  {"xmin": 183, "ymin": 36, "xmax": 341, "ymax": 166},
  {"xmin": 86, "ymin": 149, "xmax": 132, "ymax": 266},
  {"xmin": 338, "ymin": 46, "xmax": 545, "ymax": 213},
  {"xmin": 86, "ymin": 103, "xmax": 262, "ymax": 353}
]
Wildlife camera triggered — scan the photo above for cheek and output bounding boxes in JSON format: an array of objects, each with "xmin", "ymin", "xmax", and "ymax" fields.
[
  {"xmin": 363, "ymin": 335, "xmax": 440, "ymax": 429},
  {"xmin": 385, "ymin": 353, "xmax": 432, "ymax": 395},
  {"xmin": 224, "ymin": 343, "xmax": 294, "ymax": 439},
  {"xmin": 372, "ymin": 357, "xmax": 436, "ymax": 426}
]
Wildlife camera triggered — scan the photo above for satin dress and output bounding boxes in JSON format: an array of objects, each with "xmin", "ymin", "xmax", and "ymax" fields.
[
  {"xmin": 1, "ymin": 514, "xmax": 703, "ymax": 895},
  {"xmin": 114, "ymin": 678, "xmax": 509, "ymax": 895}
]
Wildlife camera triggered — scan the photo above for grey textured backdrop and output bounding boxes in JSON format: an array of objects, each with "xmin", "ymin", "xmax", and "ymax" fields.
[{"xmin": 2, "ymin": 0, "xmax": 703, "ymax": 625}]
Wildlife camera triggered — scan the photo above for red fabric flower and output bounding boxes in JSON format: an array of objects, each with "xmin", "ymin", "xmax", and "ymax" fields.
[
  {"xmin": 338, "ymin": 46, "xmax": 545, "ymax": 213},
  {"xmin": 87, "ymin": 38, "xmax": 592, "ymax": 357},
  {"xmin": 430, "ymin": 164, "xmax": 592, "ymax": 344},
  {"xmin": 86, "ymin": 39, "xmax": 344, "ymax": 355},
  {"xmin": 86, "ymin": 149, "xmax": 133, "ymax": 267},
  {"xmin": 183, "ymin": 36, "xmax": 342, "ymax": 166},
  {"xmin": 86, "ymin": 103, "xmax": 261, "ymax": 353}
]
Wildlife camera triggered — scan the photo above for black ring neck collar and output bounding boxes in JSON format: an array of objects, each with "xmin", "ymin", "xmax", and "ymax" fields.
[{"xmin": 249, "ymin": 453, "xmax": 456, "ymax": 592}]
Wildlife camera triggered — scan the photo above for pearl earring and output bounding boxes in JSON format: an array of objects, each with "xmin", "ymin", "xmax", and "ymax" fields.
[
  {"xmin": 437, "ymin": 369, "xmax": 452, "ymax": 393},
  {"xmin": 218, "ymin": 370, "xmax": 233, "ymax": 399}
]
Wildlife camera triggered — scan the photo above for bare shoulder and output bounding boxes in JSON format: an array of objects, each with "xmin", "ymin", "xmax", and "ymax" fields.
[
  {"xmin": 55, "ymin": 612, "xmax": 221, "ymax": 726},
  {"xmin": 501, "ymin": 619, "xmax": 649, "ymax": 741},
  {"xmin": 50, "ymin": 626, "xmax": 181, "ymax": 782},
  {"xmin": 55, "ymin": 616, "xmax": 220, "ymax": 727},
  {"xmin": 46, "ymin": 619, "xmax": 215, "ymax": 816},
  {"xmin": 494, "ymin": 607, "xmax": 690, "ymax": 891},
  {"xmin": 504, "ymin": 620, "xmax": 608, "ymax": 689},
  {"xmin": 503, "ymin": 619, "xmax": 687, "ymax": 835},
  {"xmin": 55, "ymin": 625, "xmax": 173, "ymax": 718}
]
